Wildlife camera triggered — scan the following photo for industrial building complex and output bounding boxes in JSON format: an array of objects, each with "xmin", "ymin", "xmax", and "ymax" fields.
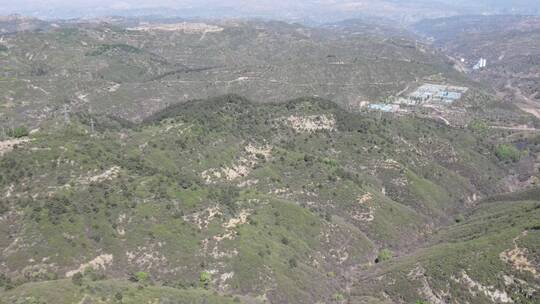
[
  {"xmin": 395, "ymin": 83, "xmax": 469, "ymax": 106},
  {"xmin": 365, "ymin": 83, "xmax": 469, "ymax": 113}
]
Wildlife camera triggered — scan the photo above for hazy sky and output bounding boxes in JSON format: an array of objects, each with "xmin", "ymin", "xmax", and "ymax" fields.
[
  {"xmin": 0, "ymin": 1, "xmax": 370, "ymax": 19},
  {"xmin": 2, "ymin": 0, "xmax": 195, "ymax": 10},
  {"xmin": 3, "ymin": 0, "xmax": 304, "ymax": 10},
  {"xmin": 2, "ymin": 0, "xmax": 540, "ymax": 20},
  {"xmin": 3, "ymin": 0, "xmax": 308, "ymax": 14}
]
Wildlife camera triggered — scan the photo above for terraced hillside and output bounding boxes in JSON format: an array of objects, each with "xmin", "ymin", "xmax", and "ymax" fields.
[
  {"xmin": 0, "ymin": 18, "xmax": 466, "ymax": 127},
  {"xmin": 0, "ymin": 95, "xmax": 539, "ymax": 303}
]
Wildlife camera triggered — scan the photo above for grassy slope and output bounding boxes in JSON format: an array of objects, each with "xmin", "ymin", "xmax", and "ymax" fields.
[
  {"xmin": 0, "ymin": 95, "xmax": 532, "ymax": 303},
  {"xmin": 0, "ymin": 279, "xmax": 239, "ymax": 304},
  {"xmin": 351, "ymin": 198, "xmax": 540, "ymax": 303}
]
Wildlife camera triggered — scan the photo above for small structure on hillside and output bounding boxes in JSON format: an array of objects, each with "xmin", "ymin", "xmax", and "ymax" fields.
[
  {"xmin": 368, "ymin": 103, "xmax": 399, "ymax": 112},
  {"xmin": 473, "ymin": 58, "xmax": 487, "ymax": 70}
]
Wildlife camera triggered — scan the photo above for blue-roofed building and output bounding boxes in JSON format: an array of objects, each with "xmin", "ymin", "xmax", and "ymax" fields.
[{"xmin": 435, "ymin": 91, "xmax": 462, "ymax": 103}]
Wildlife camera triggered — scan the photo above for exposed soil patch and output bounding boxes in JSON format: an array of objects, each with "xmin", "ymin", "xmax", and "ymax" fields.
[{"xmin": 0, "ymin": 137, "xmax": 30, "ymax": 156}]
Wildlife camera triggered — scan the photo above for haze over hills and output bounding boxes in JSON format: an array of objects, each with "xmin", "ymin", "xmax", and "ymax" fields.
[
  {"xmin": 0, "ymin": 3, "xmax": 540, "ymax": 304},
  {"xmin": 3, "ymin": 0, "xmax": 540, "ymax": 23}
]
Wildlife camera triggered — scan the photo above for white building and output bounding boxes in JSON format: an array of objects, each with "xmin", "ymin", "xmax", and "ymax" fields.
[{"xmin": 473, "ymin": 58, "xmax": 487, "ymax": 70}]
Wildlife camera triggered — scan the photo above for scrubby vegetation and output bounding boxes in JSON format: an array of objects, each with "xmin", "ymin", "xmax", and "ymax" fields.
[
  {"xmin": 351, "ymin": 196, "xmax": 540, "ymax": 303},
  {"xmin": 0, "ymin": 94, "xmax": 537, "ymax": 303},
  {"xmin": 1, "ymin": 15, "xmax": 539, "ymax": 304},
  {"xmin": 495, "ymin": 144, "xmax": 522, "ymax": 162},
  {"xmin": 0, "ymin": 18, "xmax": 470, "ymax": 129},
  {"xmin": 469, "ymin": 119, "xmax": 489, "ymax": 134},
  {"xmin": 375, "ymin": 249, "xmax": 393, "ymax": 263},
  {"xmin": 86, "ymin": 43, "xmax": 143, "ymax": 56},
  {"xmin": 6, "ymin": 126, "xmax": 29, "ymax": 138}
]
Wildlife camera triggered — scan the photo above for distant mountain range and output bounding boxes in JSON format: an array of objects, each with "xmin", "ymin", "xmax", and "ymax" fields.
[{"xmin": 3, "ymin": 0, "xmax": 540, "ymax": 24}]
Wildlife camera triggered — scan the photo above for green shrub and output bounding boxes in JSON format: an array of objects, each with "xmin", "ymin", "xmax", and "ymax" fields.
[
  {"xmin": 288, "ymin": 258, "xmax": 298, "ymax": 268},
  {"xmin": 7, "ymin": 126, "xmax": 29, "ymax": 138},
  {"xmin": 128, "ymin": 271, "xmax": 150, "ymax": 284},
  {"xmin": 375, "ymin": 249, "xmax": 393, "ymax": 263},
  {"xmin": 71, "ymin": 272, "xmax": 83, "ymax": 286},
  {"xmin": 0, "ymin": 273, "xmax": 13, "ymax": 290},
  {"xmin": 469, "ymin": 119, "xmax": 488, "ymax": 134},
  {"xmin": 199, "ymin": 271, "xmax": 211, "ymax": 289},
  {"xmin": 495, "ymin": 144, "xmax": 521, "ymax": 162},
  {"xmin": 135, "ymin": 271, "xmax": 150, "ymax": 283},
  {"xmin": 114, "ymin": 292, "xmax": 123, "ymax": 301},
  {"xmin": 84, "ymin": 268, "xmax": 106, "ymax": 281},
  {"xmin": 333, "ymin": 292, "xmax": 345, "ymax": 301}
]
